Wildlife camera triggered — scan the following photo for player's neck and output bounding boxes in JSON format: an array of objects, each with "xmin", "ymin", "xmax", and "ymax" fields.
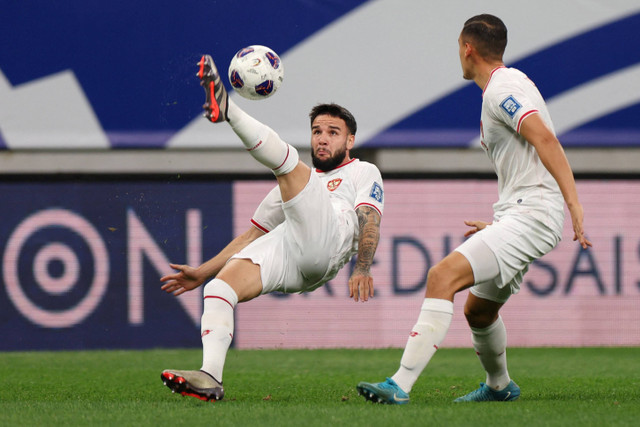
[
  {"xmin": 474, "ymin": 61, "xmax": 505, "ymax": 90},
  {"xmin": 327, "ymin": 156, "xmax": 353, "ymax": 171},
  {"xmin": 340, "ymin": 154, "xmax": 353, "ymax": 167}
]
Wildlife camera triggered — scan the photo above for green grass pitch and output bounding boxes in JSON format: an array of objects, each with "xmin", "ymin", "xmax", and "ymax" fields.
[{"xmin": 1, "ymin": 347, "xmax": 638, "ymax": 426}]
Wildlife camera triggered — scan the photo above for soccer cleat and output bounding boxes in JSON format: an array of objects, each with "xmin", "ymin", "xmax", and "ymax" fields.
[
  {"xmin": 453, "ymin": 380, "xmax": 520, "ymax": 402},
  {"xmin": 161, "ymin": 369, "xmax": 224, "ymax": 402},
  {"xmin": 197, "ymin": 54, "xmax": 229, "ymax": 123},
  {"xmin": 356, "ymin": 377, "xmax": 410, "ymax": 405}
]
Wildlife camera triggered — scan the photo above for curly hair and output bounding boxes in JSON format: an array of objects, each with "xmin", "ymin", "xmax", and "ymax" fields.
[{"xmin": 309, "ymin": 103, "xmax": 357, "ymax": 135}]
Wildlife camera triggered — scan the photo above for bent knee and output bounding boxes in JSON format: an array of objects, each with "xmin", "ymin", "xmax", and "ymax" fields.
[
  {"xmin": 425, "ymin": 261, "xmax": 474, "ymax": 299},
  {"xmin": 425, "ymin": 265, "xmax": 449, "ymax": 296},
  {"xmin": 464, "ymin": 306, "xmax": 493, "ymax": 327},
  {"xmin": 463, "ymin": 302, "xmax": 500, "ymax": 328}
]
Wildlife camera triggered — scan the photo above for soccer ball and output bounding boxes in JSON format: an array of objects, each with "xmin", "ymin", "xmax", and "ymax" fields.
[{"xmin": 228, "ymin": 45, "xmax": 284, "ymax": 100}]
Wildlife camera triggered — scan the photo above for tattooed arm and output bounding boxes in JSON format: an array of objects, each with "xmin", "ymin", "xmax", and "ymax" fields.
[{"xmin": 348, "ymin": 205, "xmax": 381, "ymax": 302}]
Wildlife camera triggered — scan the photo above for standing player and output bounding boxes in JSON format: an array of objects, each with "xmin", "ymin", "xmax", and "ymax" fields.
[
  {"xmin": 159, "ymin": 54, "xmax": 384, "ymax": 401},
  {"xmin": 357, "ymin": 14, "xmax": 592, "ymax": 404}
]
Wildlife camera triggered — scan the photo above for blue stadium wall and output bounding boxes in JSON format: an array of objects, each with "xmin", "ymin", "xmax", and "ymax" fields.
[{"xmin": 0, "ymin": 178, "xmax": 233, "ymax": 350}]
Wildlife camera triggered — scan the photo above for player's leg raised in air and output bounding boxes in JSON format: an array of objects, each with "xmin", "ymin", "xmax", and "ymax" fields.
[{"xmin": 198, "ymin": 53, "xmax": 308, "ymax": 202}]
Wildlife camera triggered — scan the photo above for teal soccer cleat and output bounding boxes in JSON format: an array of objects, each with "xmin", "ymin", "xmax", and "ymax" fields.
[
  {"xmin": 453, "ymin": 380, "xmax": 520, "ymax": 402},
  {"xmin": 357, "ymin": 377, "xmax": 410, "ymax": 405}
]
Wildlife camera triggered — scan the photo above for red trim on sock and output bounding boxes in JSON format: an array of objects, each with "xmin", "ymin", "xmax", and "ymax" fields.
[
  {"xmin": 247, "ymin": 140, "xmax": 263, "ymax": 152},
  {"xmin": 273, "ymin": 145, "xmax": 290, "ymax": 171},
  {"xmin": 204, "ymin": 295, "xmax": 234, "ymax": 309}
]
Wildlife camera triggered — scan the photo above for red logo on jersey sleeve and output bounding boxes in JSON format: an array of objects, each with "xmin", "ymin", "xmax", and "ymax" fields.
[{"xmin": 327, "ymin": 178, "xmax": 342, "ymax": 192}]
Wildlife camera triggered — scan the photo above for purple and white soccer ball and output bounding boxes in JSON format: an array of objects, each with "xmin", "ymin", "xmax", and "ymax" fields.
[{"xmin": 228, "ymin": 45, "xmax": 284, "ymax": 100}]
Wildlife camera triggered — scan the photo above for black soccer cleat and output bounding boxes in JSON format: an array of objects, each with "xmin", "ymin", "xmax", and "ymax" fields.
[
  {"xmin": 161, "ymin": 369, "xmax": 225, "ymax": 402},
  {"xmin": 197, "ymin": 54, "xmax": 229, "ymax": 123}
]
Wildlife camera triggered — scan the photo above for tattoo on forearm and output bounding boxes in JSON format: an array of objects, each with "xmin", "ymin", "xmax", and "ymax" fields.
[{"xmin": 354, "ymin": 206, "xmax": 381, "ymax": 275}]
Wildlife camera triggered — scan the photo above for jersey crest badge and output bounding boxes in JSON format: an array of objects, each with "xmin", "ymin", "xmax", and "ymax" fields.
[
  {"xmin": 500, "ymin": 95, "xmax": 522, "ymax": 117},
  {"xmin": 369, "ymin": 182, "xmax": 383, "ymax": 203},
  {"xmin": 327, "ymin": 178, "xmax": 342, "ymax": 192}
]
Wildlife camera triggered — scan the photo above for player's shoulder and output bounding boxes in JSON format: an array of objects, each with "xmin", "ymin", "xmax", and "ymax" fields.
[
  {"xmin": 349, "ymin": 158, "xmax": 379, "ymax": 171},
  {"xmin": 484, "ymin": 68, "xmax": 534, "ymax": 115},
  {"xmin": 487, "ymin": 67, "xmax": 531, "ymax": 94},
  {"xmin": 350, "ymin": 158, "xmax": 383, "ymax": 180}
]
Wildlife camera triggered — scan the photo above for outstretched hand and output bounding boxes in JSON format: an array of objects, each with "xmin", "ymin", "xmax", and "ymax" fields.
[
  {"xmin": 568, "ymin": 203, "xmax": 592, "ymax": 249},
  {"xmin": 160, "ymin": 263, "xmax": 204, "ymax": 296},
  {"xmin": 348, "ymin": 273, "xmax": 374, "ymax": 302}
]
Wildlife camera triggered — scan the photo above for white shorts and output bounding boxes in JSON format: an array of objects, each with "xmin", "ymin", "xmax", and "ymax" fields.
[
  {"xmin": 231, "ymin": 173, "xmax": 356, "ymax": 294},
  {"xmin": 455, "ymin": 214, "xmax": 560, "ymax": 303}
]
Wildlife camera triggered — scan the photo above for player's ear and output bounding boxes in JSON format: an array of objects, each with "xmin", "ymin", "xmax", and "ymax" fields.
[
  {"xmin": 347, "ymin": 134, "xmax": 355, "ymax": 150},
  {"xmin": 464, "ymin": 42, "xmax": 473, "ymax": 58}
]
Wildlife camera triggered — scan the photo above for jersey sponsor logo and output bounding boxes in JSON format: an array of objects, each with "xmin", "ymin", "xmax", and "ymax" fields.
[
  {"xmin": 500, "ymin": 95, "xmax": 522, "ymax": 117},
  {"xmin": 369, "ymin": 182, "xmax": 383, "ymax": 203},
  {"xmin": 327, "ymin": 178, "xmax": 342, "ymax": 192}
]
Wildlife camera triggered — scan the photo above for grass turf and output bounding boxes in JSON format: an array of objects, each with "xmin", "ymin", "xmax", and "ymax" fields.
[{"xmin": 0, "ymin": 347, "xmax": 638, "ymax": 426}]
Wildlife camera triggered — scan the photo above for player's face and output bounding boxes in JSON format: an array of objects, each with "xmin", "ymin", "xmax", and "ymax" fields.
[{"xmin": 310, "ymin": 114, "xmax": 355, "ymax": 171}]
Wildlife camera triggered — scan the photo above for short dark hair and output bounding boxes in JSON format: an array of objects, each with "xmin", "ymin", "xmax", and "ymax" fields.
[
  {"xmin": 309, "ymin": 103, "xmax": 357, "ymax": 135},
  {"xmin": 461, "ymin": 14, "xmax": 507, "ymax": 61}
]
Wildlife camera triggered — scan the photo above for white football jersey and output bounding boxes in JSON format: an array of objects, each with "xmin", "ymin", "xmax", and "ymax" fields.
[
  {"xmin": 251, "ymin": 158, "xmax": 384, "ymax": 234},
  {"xmin": 480, "ymin": 66, "xmax": 565, "ymax": 235}
]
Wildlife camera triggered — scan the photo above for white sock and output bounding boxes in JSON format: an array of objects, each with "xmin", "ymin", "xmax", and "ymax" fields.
[
  {"xmin": 227, "ymin": 99, "xmax": 299, "ymax": 175},
  {"xmin": 391, "ymin": 298, "xmax": 454, "ymax": 393},
  {"xmin": 200, "ymin": 278, "xmax": 238, "ymax": 382},
  {"xmin": 471, "ymin": 315, "xmax": 511, "ymax": 391}
]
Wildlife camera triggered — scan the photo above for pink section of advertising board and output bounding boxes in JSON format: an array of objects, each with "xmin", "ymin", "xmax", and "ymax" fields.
[{"xmin": 233, "ymin": 180, "xmax": 640, "ymax": 348}]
